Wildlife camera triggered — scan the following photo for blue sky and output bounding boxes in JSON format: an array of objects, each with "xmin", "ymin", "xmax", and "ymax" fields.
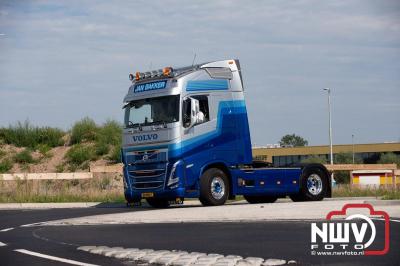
[{"xmin": 0, "ymin": 0, "xmax": 399, "ymax": 146}]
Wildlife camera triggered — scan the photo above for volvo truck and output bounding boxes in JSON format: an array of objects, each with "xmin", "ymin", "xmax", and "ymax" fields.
[{"xmin": 122, "ymin": 59, "xmax": 331, "ymax": 208}]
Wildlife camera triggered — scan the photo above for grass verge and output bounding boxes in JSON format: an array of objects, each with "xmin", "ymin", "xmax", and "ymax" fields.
[
  {"xmin": 333, "ymin": 184, "xmax": 400, "ymax": 199},
  {"xmin": 0, "ymin": 174, "xmax": 124, "ymax": 203}
]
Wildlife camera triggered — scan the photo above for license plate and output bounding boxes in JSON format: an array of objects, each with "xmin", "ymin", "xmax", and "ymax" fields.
[{"xmin": 141, "ymin": 192, "xmax": 154, "ymax": 198}]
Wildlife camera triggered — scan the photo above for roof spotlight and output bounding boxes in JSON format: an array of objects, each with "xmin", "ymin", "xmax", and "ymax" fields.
[
  {"xmin": 135, "ymin": 72, "xmax": 141, "ymax": 81},
  {"xmin": 163, "ymin": 67, "xmax": 173, "ymax": 76},
  {"xmin": 129, "ymin": 73, "xmax": 134, "ymax": 81}
]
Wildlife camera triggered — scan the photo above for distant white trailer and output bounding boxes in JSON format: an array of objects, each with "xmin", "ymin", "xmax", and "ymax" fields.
[{"xmin": 351, "ymin": 170, "xmax": 398, "ymax": 186}]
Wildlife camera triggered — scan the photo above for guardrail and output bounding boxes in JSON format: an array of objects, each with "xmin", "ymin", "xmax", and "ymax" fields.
[
  {"xmin": 324, "ymin": 164, "xmax": 397, "ymax": 171},
  {"xmin": 90, "ymin": 164, "xmax": 123, "ymax": 173},
  {"xmin": 0, "ymin": 172, "xmax": 93, "ymax": 181}
]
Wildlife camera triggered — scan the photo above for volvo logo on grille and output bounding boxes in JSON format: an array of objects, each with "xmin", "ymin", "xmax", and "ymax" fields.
[{"xmin": 142, "ymin": 154, "xmax": 149, "ymax": 161}]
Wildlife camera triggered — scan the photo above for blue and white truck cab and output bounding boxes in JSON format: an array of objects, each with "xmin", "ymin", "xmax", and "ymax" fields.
[{"xmin": 122, "ymin": 59, "xmax": 331, "ymax": 207}]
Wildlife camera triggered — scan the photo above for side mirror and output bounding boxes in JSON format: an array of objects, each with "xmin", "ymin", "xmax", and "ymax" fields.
[{"xmin": 183, "ymin": 97, "xmax": 200, "ymax": 129}]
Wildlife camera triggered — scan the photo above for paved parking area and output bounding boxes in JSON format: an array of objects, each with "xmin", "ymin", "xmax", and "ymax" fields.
[{"xmin": 39, "ymin": 199, "xmax": 400, "ymax": 226}]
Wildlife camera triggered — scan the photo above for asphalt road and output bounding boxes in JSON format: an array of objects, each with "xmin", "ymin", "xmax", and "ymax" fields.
[{"xmin": 0, "ymin": 207, "xmax": 399, "ymax": 266}]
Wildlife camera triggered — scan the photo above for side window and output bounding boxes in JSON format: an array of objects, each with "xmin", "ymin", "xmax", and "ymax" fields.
[
  {"xmin": 193, "ymin": 95, "xmax": 210, "ymax": 123},
  {"xmin": 182, "ymin": 95, "xmax": 210, "ymax": 128}
]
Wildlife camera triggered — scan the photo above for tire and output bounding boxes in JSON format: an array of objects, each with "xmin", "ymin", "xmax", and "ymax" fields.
[
  {"xmin": 199, "ymin": 168, "xmax": 229, "ymax": 206},
  {"xmin": 125, "ymin": 194, "xmax": 135, "ymax": 204},
  {"xmin": 146, "ymin": 198, "xmax": 170, "ymax": 208},
  {"xmin": 243, "ymin": 195, "xmax": 278, "ymax": 204},
  {"xmin": 290, "ymin": 166, "xmax": 328, "ymax": 202}
]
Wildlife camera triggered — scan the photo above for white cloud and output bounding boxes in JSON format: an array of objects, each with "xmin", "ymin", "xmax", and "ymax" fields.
[{"xmin": 0, "ymin": 0, "xmax": 399, "ymax": 144}]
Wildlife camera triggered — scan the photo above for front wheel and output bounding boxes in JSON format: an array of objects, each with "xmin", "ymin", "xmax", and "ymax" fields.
[
  {"xmin": 199, "ymin": 168, "xmax": 229, "ymax": 206},
  {"xmin": 244, "ymin": 195, "xmax": 278, "ymax": 204},
  {"xmin": 290, "ymin": 166, "xmax": 328, "ymax": 202}
]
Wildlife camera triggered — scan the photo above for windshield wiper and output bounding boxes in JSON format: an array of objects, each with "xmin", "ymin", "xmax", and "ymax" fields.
[
  {"xmin": 149, "ymin": 120, "xmax": 168, "ymax": 128},
  {"xmin": 127, "ymin": 121, "xmax": 140, "ymax": 128}
]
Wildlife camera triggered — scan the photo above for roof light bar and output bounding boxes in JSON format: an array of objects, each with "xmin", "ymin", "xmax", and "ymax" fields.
[{"xmin": 131, "ymin": 64, "xmax": 193, "ymax": 82}]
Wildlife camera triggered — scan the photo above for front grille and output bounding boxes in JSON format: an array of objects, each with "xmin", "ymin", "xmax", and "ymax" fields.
[
  {"xmin": 130, "ymin": 169, "xmax": 164, "ymax": 177},
  {"xmin": 125, "ymin": 149, "xmax": 168, "ymax": 190},
  {"xmin": 129, "ymin": 163, "xmax": 167, "ymax": 189}
]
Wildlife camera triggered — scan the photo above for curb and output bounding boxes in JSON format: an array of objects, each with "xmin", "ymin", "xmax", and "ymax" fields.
[
  {"xmin": 0, "ymin": 202, "xmax": 123, "ymax": 210},
  {"xmin": 364, "ymin": 200, "xmax": 400, "ymax": 206},
  {"xmin": 0, "ymin": 200, "xmax": 204, "ymax": 210}
]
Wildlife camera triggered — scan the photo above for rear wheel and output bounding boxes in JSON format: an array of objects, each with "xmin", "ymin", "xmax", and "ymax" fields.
[
  {"xmin": 290, "ymin": 167, "xmax": 328, "ymax": 202},
  {"xmin": 244, "ymin": 195, "xmax": 278, "ymax": 204},
  {"xmin": 199, "ymin": 168, "xmax": 229, "ymax": 206},
  {"xmin": 146, "ymin": 198, "xmax": 170, "ymax": 208}
]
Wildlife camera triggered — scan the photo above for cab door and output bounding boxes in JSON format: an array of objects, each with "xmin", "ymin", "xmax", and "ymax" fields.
[{"xmin": 181, "ymin": 94, "xmax": 215, "ymax": 188}]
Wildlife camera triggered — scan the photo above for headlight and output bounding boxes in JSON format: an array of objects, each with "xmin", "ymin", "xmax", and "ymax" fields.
[{"xmin": 167, "ymin": 160, "xmax": 182, "ymax": 188}]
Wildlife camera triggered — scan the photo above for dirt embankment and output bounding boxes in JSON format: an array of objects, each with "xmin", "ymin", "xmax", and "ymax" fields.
[{"xmin": 1, "ymin": 144, "xmax": 113, "ymax": 173}]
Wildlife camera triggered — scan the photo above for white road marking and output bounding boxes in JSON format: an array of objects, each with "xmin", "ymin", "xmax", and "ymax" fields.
[
  {"xmin": 371, "ymin": 218, "xmax": 400, "ymax": 223},
  {"xmin": 20, "ymin": 222, "xmax": 43, "ymax": 227},
  {"xmin": 14, "ymin": 249, "xmax": 100, "ymax": 266},
  {"xmin": 0, "ymin": 227, "xmax": 14, "ymax": 232},
  {"xmin": 0, "ymin": 241, "xmax": 7, "ymax": 247}
]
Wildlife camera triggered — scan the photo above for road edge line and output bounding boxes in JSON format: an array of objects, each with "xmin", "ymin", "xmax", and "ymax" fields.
[{"xmin": 14, "ymin": 249, "xmax": 100, "ymax": 266}]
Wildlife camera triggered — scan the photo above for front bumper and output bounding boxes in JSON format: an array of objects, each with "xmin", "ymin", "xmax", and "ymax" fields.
[
  {"xmin": 122, "ymin": 149, "xmax": 186, "ymax": 201},
  {"xmin": 124, "ymin": 187, "xmax": 186, "ymax": 202}
]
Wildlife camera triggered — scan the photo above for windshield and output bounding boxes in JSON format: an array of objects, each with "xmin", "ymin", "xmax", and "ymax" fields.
[{"xmin": 124, "ymin": 95, "xmax": 180, "ymax": 128}]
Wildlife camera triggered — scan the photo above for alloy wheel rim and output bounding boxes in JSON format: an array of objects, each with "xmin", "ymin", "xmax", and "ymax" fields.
[
  {"xmin": 307, "ymin": 174, "xmax": 323, "ymax": 195},
  {"xmin": 211, "ymin": 176, "xmax": 225, "ymax": 200}
]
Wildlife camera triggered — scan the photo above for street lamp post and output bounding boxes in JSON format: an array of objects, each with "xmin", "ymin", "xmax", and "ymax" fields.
[
  {"xmin": 324, "ymin": 88, "xmax": 333, "ymax": 165},
  {"xmin": 352, "ymin": 134, "xmax": 355, "ymax": 164}
]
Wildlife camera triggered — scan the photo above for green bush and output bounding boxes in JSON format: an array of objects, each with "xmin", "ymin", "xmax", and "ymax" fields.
[
  {"xmin": 95, "ymin": 141, "xmax": 109, "ymax": 156},
  {"xmin": 97, "ymin": 120, "xmax": 122, "ymax": 146},
  {"xmin": 301, "ymin": 155, "xmax": 327, "ymax": 164},
  {"xmin": 108, "ymin": 145, "xmax": 122, "ymax": 163},
  {"xmin": 0, "ymin": 121, "xmax": 64, "ymax": 148},
  {"xmin": 335, "ymin": 152, "xmax": 362, "ymax": 164},
  {"xmin": 37, "ymin": 144, "xmax": 52, "ymax": 156},
  {"xmin": 70, "ymin": 117, "xmax": 97, "ymax": 144},
  {"xmin": 378, "ymin": 152, "xmax": 400, "ymax": 167},
  {"xmin": 0, "ymin": 149, "xmax": 5, "ymax": 159},
  {"xmin": 14, "ymin": 149, "xmax": 34, "ymax": 164},
  {"xmin": 93, "ymin": 120, "xmax": 122, "ymax": 159},
  {"xmin": 0, "ymin": 159, "xmax": 13, "ymax": 173},
  {"xmin": 65, "ymin": 144, "xmax": 95, "ymax": 166},
  {"xmin": 334, "ymin": 171, "xmax": 350, "ymax": 184}
]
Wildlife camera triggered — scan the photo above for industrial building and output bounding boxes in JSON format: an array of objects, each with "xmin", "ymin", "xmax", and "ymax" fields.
[{"xmin": 252, "ymin": 142, "xmax": 400, "ymax": 167}]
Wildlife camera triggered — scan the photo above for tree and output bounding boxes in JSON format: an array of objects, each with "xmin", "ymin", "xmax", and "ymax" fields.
[
  {"xmin": 378, "ymin": 152, "xmax": 400, "ymax": 167},
  {"xmin": 301, "ymin": 155, "xmax": 326, "ymax": 164},
  {"xmin": 279, "ymin": 134, "xmax": 308, "ymax": 147},
  {"xmin": 333, "ymin": 152, "xmax": 362, "ymax": 184},
  {"xmin": 335, "ymin": 152, "xmax": 362, "ymax": 164}
]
